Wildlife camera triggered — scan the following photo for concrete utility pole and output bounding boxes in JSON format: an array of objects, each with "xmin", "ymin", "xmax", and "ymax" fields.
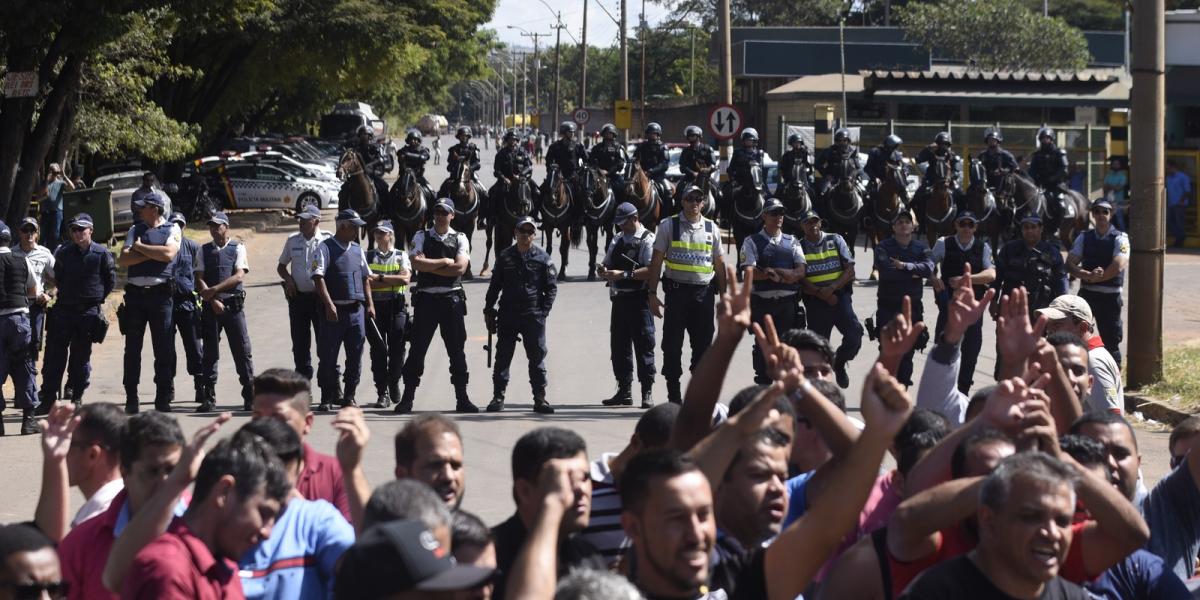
[
  {"xmin": 553, "ymin": 12, "xmax": 563, "ymax": 129},
  {"xmin": 518, "ymin": 32, "xmax": 547, "ymax": 129},
  {"xmin": 1127, "ymin": 0, "xmax": 1166, "ymax": 387},
  {"xmin": 620, "ymin": 0, "xmax": 629, "ymax": 140},
  {"xmin": 717, "ymin": 0, "xmax": 733, "ymax": 158},
  {"xmin": 640, "ymin": 0, "xmax": 647, "ymax": 131},
  {"xmin": 521, "ymin": 52, "xmax": 528, "ymax": 128},
  {"xmin": 580, "ymin": 0, "xmax": 588, "ymax": 109}
]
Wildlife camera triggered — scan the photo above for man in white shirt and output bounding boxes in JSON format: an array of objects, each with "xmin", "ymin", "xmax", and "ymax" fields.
[
  {"xmin": 11, "ymin": 217, "xmax": 54, "ymax": 411},
  {"xmin": 65, "ymin": 403, "xmax": 127, "ymax": 527},
  {"xmin": 1040, "ymin": 294, "xmax": 1124, "ymax": 415},
  {"xmin": 277, "ymin": 205, "xmax": 332, "ymax": 381}
]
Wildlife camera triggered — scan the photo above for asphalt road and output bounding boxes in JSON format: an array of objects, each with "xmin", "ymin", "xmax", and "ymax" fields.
[{"xmin": 0, "ymin": 132, "xmax": 1177, "ymax": 527}]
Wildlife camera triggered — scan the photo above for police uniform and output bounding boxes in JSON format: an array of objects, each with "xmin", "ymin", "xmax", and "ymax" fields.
[
  {"xmin": 345, "ymin": 138, "xmax": 390, "ymax": 204},
  {"xmin": 40, "ymin": 213, "xmax": 115, "ymax": 408},
  {"xmin": 366, "ymin": 226, "xmax": 411, "ymax": 408},
  {"xmin": 544, "ymin": 136, "xmax": 587, "ymax": 200},
  {"xmin": 0, "ymin": 223, "xmax": 40, "ymax": 435},
  {"xmin": 931, "ymin": 230, "xmax": 993, "ymax": 394},
  {"xmin": 278, "ymin": 207, "xmax": 333, "ymax": 380},
  {"xmin": 484, "ymin": 219, "xmax": 557, "ymax": 413},
  {"xmin": 992, "ymin": 236, "xmax": 1069, "ymax": 313},
  {"xmin": 915, "ymin": 144, "xmax": 965, "ymax": 213},
  {"xmin": 312, "ymin": 211, "xmax": 372, "ymax": 408},
  {"xmin": 874, "ymin": 232, "xmax": 934, "ymax": 386},
  {"xmin": 588, "ymin": 139, "xmax": 627, "ymax": 200},
  {"xmin": 977, "ymin": 147, "xmax": 1020, "ymax": 190},
  {"xmin": 814, "ymin": 144, "xmax": 862, "ymax": 197},
  {"xmin": 864, "ymin": 146, "xmax": 910, "ymax": 202},
  {"xmin": 120, "ymin": 198, "xmax": 182, "ymax": 413},
  {"xmin": 632, "ymin": 138, "xmax": 672, "ymax": 201},
  {"xmin": 729, "ymin": 146, "xmax": 765, "ymax": 193},
  {"xmin": 195, "ymin": 214, "xmax": 254, "ymax": 412},
  {"xmin": 1069, "ymin": 220, "xmax": 1130, "ymax": 364},
  {"xmin": 800, "ymin": 227, "xmax": 863, "ymax": 381},
  {"xmin": 653, "ymin": 213, "xmax": 724, "ymax": 403},
  {"xmin": 677, "ymin": 143, "xmax": 718, "ymax": 210},
  {"xmin": 399, "ymin": 143, "xmax": 432, "ymax": 187},
  {"xmin": 167, "ymin": 214, "xmax": 204, "ymax": 403},
  {"xmin": 440, "ymin": 140, "xmax": 483, "ymax": 199},
  {"xmin": 741, "ymin": 215, "xmax": 806, "ymax": 384},
  {"xmin": 779, "ymin": 145, "xmax": 816, "ymax": 192},
  {"xmin": 398, "ymin": 209, "xmax": 475, "ymax": 413},
  {"xmin": 489, "ymin": 142, "xmax": 534, "ymax": 207},
  {"xmin": 602, "ymin": 208, "xmax": 657, "ymax": 407},
  {"xmin": 12, "ymin": 218, "xmax": 54, "ymax": 403}
]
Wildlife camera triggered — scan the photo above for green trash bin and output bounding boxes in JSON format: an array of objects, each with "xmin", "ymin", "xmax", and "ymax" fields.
[{"xmin": 61, "ymin": 186, "xmax": 115, "ymax": 243}]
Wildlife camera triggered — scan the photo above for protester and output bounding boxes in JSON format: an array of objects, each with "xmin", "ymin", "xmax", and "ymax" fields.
[
  {"xmin": 0, "ymin": 523, "xmax": 65, "ymax": 599},
  {"xmin": 394, "ymin": 414, "xmax": 467, "ymax": 508},
  {"xmin": 362, "ymin": 479, "xmax": 452, "ymax": 547},
  {"xmin": 1041, "ymin": 295, "xmax": 1124, "ymax": 415},
  {"xmin": 450, "ymin": 510, "xmax": 496, "ymax": 600},
  {"xmin": 334, "ymin": 519, "xmax": 494, "ymax": 599},
  {"xmin": 38, "ymin": 403, "xmax": 126, "ymax": 537}
]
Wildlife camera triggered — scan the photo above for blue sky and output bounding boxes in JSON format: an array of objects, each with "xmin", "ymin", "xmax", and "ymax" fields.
[{"xmin": 486, "ymin": 0, "xmax": 675, "ymax": 48}]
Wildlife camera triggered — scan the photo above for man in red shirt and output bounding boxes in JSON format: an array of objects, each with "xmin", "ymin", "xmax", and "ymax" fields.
[
  {"xmin": 250, "ymin": 368, "xmax": 350, "ymax": 520},
  {"xmin": 0, "ymin": 523, "xmax": 66, "ymax": 599},
  {"xmin": 58, "ymin": 411, "xmax": 186, "ymax": 600},
  {"xmin": 122, "ymin": 432, "xmax": 289, "ymax": 599}
]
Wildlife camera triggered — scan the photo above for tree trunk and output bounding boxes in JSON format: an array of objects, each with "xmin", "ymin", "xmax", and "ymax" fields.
[
  {"xmin": 50, "ymin": 93, "xmax": 80, "ymax": 174},
  {"xmin": 0, "ymin": 46, "xmax": 40, "ymax": 218},
  {"xmin": 7, "ymin": 55, "xmax": 84, "ymax": 224}
]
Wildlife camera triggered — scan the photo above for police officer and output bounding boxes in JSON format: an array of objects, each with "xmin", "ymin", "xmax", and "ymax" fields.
[
  {"xmin": 677, "ymin": 125, "xmax": 718, "ymax": 213},
  {"xmin": 346, "ymin": 125, "xmax": 390, "ymax": 204},
  {"xmin": 489, "ymin": 129, "xmax": 533, "ymax": 211},
  {"xmin": 588, "ymin": 123, "xmax": 627, "ymax": 202},
  {"xmin": 977, "ymin": 129, "xmax": 1019, "ymax": 191},
  {"xmin": 1066, "ymin": 198, "xmax": 1129, "ymax": 364},
  {"xmin": 991, "ymin": 212, "xmax": 1069, "ymax": 315},
  {"xmin": 398, "ymin": 129, "xmax": 433, "ymax": 198},
  {"xmin": 647, "ymin": 185, "xmax": 728, "ymax": 404},
  {"xmin": 779, "ymin": 134, "xmax": 816, "ymax": 196},
  {"xmin": 914, "ymin": 131, "xmax": 965, "ymax": 215},
  {"xmin": 545, "ymin": 122, "xmax": 587, "ymax": 196},
  {"xmin": 798, "ymin": 210, "xmax": 862, "ymax": 388},
  {"xmin": 873, "ymin": 210, "xmax": 934, "ymax": 387},
  {"xmin": 439, "ymin": 126, "xmax": 483, "ymax": 199},
  {"xmin": 365, "ymin": 220, "xmax": 411, "ymax": 409},
  {"xmin": 598, "ymin": 202, "xmax": 657, "ymax": 409},
  {"xmin": 166, "ymin": 212, "xmax": 204, "ymax": 405},
  {"xmin": 741, "ymin": 198, "xmax": 806, "ymax": 384},
  {"xmin": 277, "ymin": 205, "xmax": 332, "ymax": 380},
  {"xmin": 728, "ymin": 128, "xmax": 765, "ymax": 199},
  {"xmin": 1029, "ymin": 127, "xmax": 1070, "ymax": 200},
  {"xmin": 814, "ymin": 128, "xmax": 863, "ymax": 199},
  {"xmin": 397, "ymin": 198, "xmax": 476, "ymax": 414},
  {"xmin": 930, "ymin": 210, "xmax": 995, "ymax": 394},
  {"xmin": 117, "ymin": 191, "xmax": 180, "ymax": 414},
  {"xmin": 193, "ymin": 211, "xmax": 254, "ymax": 413},
  {"xmin": 39, "ymin": 214, "xmax": 115, "ymax": 409},
  {"xmin": 0, "ymin": 221, "xmax": 40, "ymax": 435},
  {"xmin": 864, "ymin": 134, "xmax": 909, "ymax": 204},
  {"xmin": 632, "ymin": 123, "xmax": 672, "ymax": 203},
  {"xmin": 12, "ymin": 218, "xmax": 54, "ymax": 405},
  {"xmin": 483, "ymin": 216, "xmax": 558, "ymax": 414},
  {"xmin": 312, "ymin": 209, "xmax": 375, "ymax": 410}
]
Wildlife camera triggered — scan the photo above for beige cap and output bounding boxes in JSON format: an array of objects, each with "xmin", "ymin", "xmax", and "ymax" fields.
[{"xmin": 1037, "ymin": 295, "xmax": 1095, "ymax": 330}]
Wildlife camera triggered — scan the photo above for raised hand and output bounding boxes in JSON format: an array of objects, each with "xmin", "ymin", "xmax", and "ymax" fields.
[
  {"xmin": 536, "ymin": 458, "xmax": 578, "ymax": 514},
  {"xmin": 728, "ymin": 380, "xmax": 788, "ymax": 438},
  {"xmin": 860, "ymin": 363, "xmax": 915, "ymax": 438},
  {"xmin": 996, "ymin": 287, "xmax": 1048, "ymax": 366},
  {"xmin": 716, "ymin": 265, "xmax": 753, "ymax": 340},
  {"xmin": 334, "ymin": 406, "xmax": 371, "ymax": 472},
  {"xmin": 879, "ymin": 296, "xmax": 927, "ymax": 360},
  {"xmin": 1015, "ymin": 394, "xmax": 1060, "ymax": 456},
  {"xmin": 943, "ymin": 267, "xmax": 996, "ymax": 345},
  {"xmin": 752, "ymin": 314, "xmax": 806, "ymax": 383},
  {"xmin": 39, "ymin": 404, "xmax": 80, "ymax": 461},
  {"xmin": 171, "ymin": 412, "xmax": 232, "ymax": 484}
]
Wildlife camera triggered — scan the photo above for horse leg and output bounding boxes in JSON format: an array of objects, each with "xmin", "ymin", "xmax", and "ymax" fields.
[
  {"xmin": 557, "ymin": 227, "xmax": 569, "ymax": 281},
  {"xmin": 586, "ymin": 224, "xmax": 599, "ymax": 281},
  {"xmin": 868, "ymin": 230, "xmax": 880, "ymax": 281},
  {"xmin": 462, "ymin": 222, "xmax": 476, "ymax": 280},
  {"xmin": 480, "ymin": 222, "xmax": 494, "ymax": 276}
]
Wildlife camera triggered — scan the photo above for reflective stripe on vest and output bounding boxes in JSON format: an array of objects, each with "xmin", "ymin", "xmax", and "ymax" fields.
[
  {"xmin": 802, "ymin": 235, "xmax": 844, "ymax": 284},
  {"xmin": 664, "ymin": 216, "xmax": 715, "ymax": 275},
  {"xmin": 367, "ymin": 252, "xmax": 407, "ymax": 295}
]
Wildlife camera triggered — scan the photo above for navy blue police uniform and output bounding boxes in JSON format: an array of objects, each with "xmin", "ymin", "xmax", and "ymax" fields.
[
  {"xmin": 931, "ymin": 227, "xmax": 992, "ymax": 394},
  {"xmin": 874, "ymin": 230, "xmax": 934, "ymax": 387},
  {"xmin": 588, "ymin": 139, "xmax": 627, "ymax": 202},
  {"xmin": 168, "ymin": 213, "xmax": 205, "ymax": 403},
  {"xmin": 195, "ymin": 214, "xmax": 254, "ymax": 412},
  {"xmin": 0, "ymin": 220, "xmax": 39, "ymax": 435},
  {"xmin": 741, "ymin": 204, "xmax": 806, "ymax": 384},
  {"xmin": 120, "ymin": 196, "xmax": 179, "ymax": 413},
  {"xmin": 632, "ymin": 138, "xmax": 672, "ymax": 202},
  {"xmin": 602, "ymin": 204, "xmax": 657, "ymax": 407},
  {"xmin": 312, "ymin": 211, "xmax": 371, "ymax": 409}
]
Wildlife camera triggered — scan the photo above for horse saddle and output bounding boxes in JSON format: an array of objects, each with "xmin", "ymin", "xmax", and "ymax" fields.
[{"xmin": 1043, "ymin": 189, "xmax": 1070, "ymax": 220}]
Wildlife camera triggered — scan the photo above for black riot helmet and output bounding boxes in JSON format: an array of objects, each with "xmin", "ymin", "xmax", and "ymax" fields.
[
  {"xmin": 645, "ymin": 122, "xmax": 662, "ymax": 137},
  {"xmin": 456, "ymin": 126, "xmax": 472, "ymax": 139},
  {"xmin": 405, "ymin": 129, "xmax": 421, "ymax": 144},
  {"xmin": 884, "ymin": 134, "xmax": 902, "ymax": 149},
  {"xmin": 559, "ymin": 121, "xmax": 576, "ymax": 137}
]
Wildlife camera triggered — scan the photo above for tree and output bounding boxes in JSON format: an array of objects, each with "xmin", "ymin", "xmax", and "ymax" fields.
[
  {"xmin": 897, "ymin": 0, "xmax": 1092, "ymax": 72},
  {"xmin": 652, "ymin": 0, "xmax": 849, "ymax": 28}
]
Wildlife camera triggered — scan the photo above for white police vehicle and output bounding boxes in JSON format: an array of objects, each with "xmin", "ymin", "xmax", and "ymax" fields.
[{"xmin": 213, "ymin": 162, "xmax": 339, "ymax": 212}]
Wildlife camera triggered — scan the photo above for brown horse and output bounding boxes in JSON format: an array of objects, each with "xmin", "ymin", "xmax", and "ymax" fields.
[
  {"xmin": 780, "ymin": 162, "xmax": 813, "ymax": 237},
  {"xmin": 923, "ymin": 157, "xmax": 957, "ymax": 248},
  {"xmin": 867, "ymin": 161, "xmax": 907, "ymax": 279},
  {"xmin": 338, "ymin": 150, "xmax": 378, "ymax": 219},
  {"xmin": 389, "ymin": 167, "xmax": 430, "ymax": 249},
  {"xmin": 580, "ymin": 166, "xmax": 616, "ymax": 280},
  {"xmin": 624, "ymin": 163, "xmax": 662, "ymax": 227},
  {"xmin": 541, "ymin": 168, "xmax": 581, "ymax": 282},
  {"xmin": 445, "ymin": 161, "xmax": 482, "ymax": 278},
  {"xmin": 480, "ymin": 174, "xmax": 536, "ymax": 275},
  {"xmin": 966, "ymin": 160, "xmax": 1004, "ymax": 252}
]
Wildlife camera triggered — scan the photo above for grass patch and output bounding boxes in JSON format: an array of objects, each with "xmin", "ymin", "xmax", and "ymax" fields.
[{"xmin": 1136, "ymin": 345, "xmax": 1200, "ymax": 413}]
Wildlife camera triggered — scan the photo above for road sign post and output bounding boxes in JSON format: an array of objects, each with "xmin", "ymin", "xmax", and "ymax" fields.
[
  {"xmin": 708, "ymin": 103, "xmax": 743, "ymax": 140},
  {"xmin": 572, "ymin": 108, "xmax": 591, "ymax": 126}
]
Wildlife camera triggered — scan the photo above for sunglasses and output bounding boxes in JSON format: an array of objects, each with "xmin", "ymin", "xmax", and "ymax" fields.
[
  {"xmin": 69, "ymin": 226, "xmax": 88, "ymax": 233},
  {"xmin": 516, "ymin": 228, "xmax": 536, "ymax": 236},
  {"xmin": 0, "ymin": 580, "xmax": 68, "ymax": 599},
  {"xmin": 956, "ymin": 221, "xmax": 976, "ymax": 228},
  {"xmin": 684, "ymin": 196, "xmax": 704, "ymax": 204}
]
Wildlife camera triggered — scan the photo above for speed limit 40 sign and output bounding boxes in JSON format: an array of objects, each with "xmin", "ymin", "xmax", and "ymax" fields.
[
  {"xmin": 708, "ymin": 103, "xmax": 743, "ymax": 140},
  {"xmin": 572, "ymin": 108, "xmax": 591, "ymax": 125}
]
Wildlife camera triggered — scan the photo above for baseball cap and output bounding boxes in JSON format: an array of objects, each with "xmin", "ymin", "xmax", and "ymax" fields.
[
  {"xmin": 296, "ymin": 205, "xmax": 321, "ymax": 220},
  {"xmin": 1019, "ymin": 212, "xmax": 1042, "ymax": 225},
  {"xmin": 0, "ymin": 220, "xmax": 11, "ymax": 240},
  {"xmin": 800, "ymin": 210, "xmax": 821, "ymax": 223},
  {"xmin": 1037, "ymin": 295, "xmax": 1095, "ymax": 330},
  {"xmin": 374, "ymin": 219, "xmax": 394, "ymax": 234},
  {"xmin": 1091, "ymin": 198, "xmax": 1114, "ymax": 211},
  {"xmin": 336, "ymin": 209, "xmax": 366, "ymax": 225},
  {"xmin": 515, "ymin": 216, "xmax": 536, "ymax": 230},
  {"xmin": 956, "ymin": 210, "xmax": 978, "ymax": 223},
  {"xmin": 433, "ymin": 198, "xmax": 455, "ymax": 214},
  {"xmin": 168, "ymin": 212, "xmax": 187, "ymax": 226},
  {"xmin": 763, "ymin": 198, "xmax": 785, "ymax": 214},
  {"xmin": 892, "ymin": 210, "xmax": 914, "ymax": 224},
  {"xmin": 70, "ymin": 213, "xmax": 94, "ymax": 228},
  {"xmin": 207, "ymin": 212, "xmax": 230, "ymax": 226},
  {"xmin": 335, "ymin": 520, "xmax": 494, "ymax": 597},
  {"xmin": 19, "ymin": 217, "xmax": 38, "ymax": 231},
  {"xmin": 614, "ymin": 202, "xmax": 638, "ymax": 224},
  {"xmin": 138, "ymin": 192, "xmax": 166, "ymax": 210}
]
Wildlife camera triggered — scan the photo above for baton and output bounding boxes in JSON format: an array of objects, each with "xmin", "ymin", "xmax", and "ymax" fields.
[
  {"xmin": 484, "ymin": 330, "xmax": 493, "ymax": 367},
  {"xmin": 366, "ymin": 314, "xmax": 387, "ymax": 355}
]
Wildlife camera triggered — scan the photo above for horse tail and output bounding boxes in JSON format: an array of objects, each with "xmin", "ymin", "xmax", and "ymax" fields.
[{"xmin": 569, "ymin": 220, "xmax": 583, "ymax": 248}]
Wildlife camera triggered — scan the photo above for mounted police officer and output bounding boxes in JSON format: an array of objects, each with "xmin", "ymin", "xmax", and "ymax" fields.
[
  {"xmin": 814, "ymin": 128, "xmax": 863, "ymax": 199},
  {"xmin": 397, "ymin": 129, "xmax": 433, "ymax": 198},
  {"xmin": 312, "ymin": 209, "xmax": 374, "ymax": 411},
  {"xmin": 39, "ymin": 213, "xmax": 115, "ymax": 410},
  {"xmin": 914, "ymin": 131, "xmax": 965, "ymax": 216},
  {"xmin": 864, "ymin": 134, "xmax": 910, "ymax": 205},
  {"xmin": 741, "ymin": 198, "xmax": 806, "ymax": 384},
  {"xmin": 779, "ymin": 133, "xmax": 816, "ymax": 196},
  {"xmin": 677, "ymin": 125, "xmax": 718, "ymax": 213},
  {"xmin": 12, "ymin": 218, "xmax": 54, "ymax": 408},
  {"xmin": 439, "ymin": 126, "xmax": 484, "ymax": 199},
  {"xmin": 365, "ymin": 220, "xmax": 411, "ymax": 409},
  {"xmin": 1066, "ymin": 198, "xmax": 1129, "ymax": 364},
  {"xmin": 1029, "ymin": 127, "xmax": 1070, "ymax": 212},
  {"xmin": 0, "ymin": 220, "xmax": 40, "ymax": 435},
  {"xmin": 489, "ymin": 129, "xmax": 534, "ymax": 209},
  {"xmin": 346, "ymin": 124, "xmax": 390, "ymax": 205},
  {"xmin": 873, "ymin": 210, "xmax": 934, "ymax": 387},
  {"xmin": 598, "ymin": 202, "xmax": 657, "ymax": 409},
  {"xmin": 930, "ymin": 210, "xmax": 995, "ymax": 393},
  {"xmin": 397, "ymin": 198, "xmax": 476, "ymax": 414},
  {"xmin": 727, "ymin": 128, "xmax": 766, "ymax": 200},
  {"xmin": 588, "ymin": 123, "xmax": 627, "ymax": 203},
  {"xmin": 543, "ymin": 122, "xmax": 588, "ymax": 204},
  {"xmin": 977, "ymin": 129, "xmax": 1019, "ymax": 191},
  {"xmin": 484, "ymin": 216, "xmax": 558, "ymax": 414},
  {"xmin": 166, "ymin": 212, "xmax": 204, "ymax": 406},
  {"xmin": 632, "ymin": 122, "xmax": 672, "ymax": 204},
  {"xmin": 277, "ymin": 205, "xmax": 332, "ymax": 381},
  {"xmin": 647, "ymin": 185, "xmax": 728, "ymax": 404},
  {"xmin": 117, "ymin": 191, "xmax": 181, "ymax": 414},
  {"xmin": 193, "ymin": 211, "xmax": 254, "ymax": 413},
  {"xmin": 798, "ymin": 210, "xmax": 861, "ymax": 388}
]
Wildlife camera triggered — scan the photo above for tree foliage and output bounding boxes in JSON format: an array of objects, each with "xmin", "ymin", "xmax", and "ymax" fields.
[
  {"xmin": 897, "ymin": 0, "xmax": 1092, "ymax": 71},
  {"xmin": 652, "ymin": 0, "xmax": 848, "ymax": 28}
]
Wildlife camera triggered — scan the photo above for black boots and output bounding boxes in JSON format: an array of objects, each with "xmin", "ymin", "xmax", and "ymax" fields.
[
  {"xmin": 154, "ymin": 387, "xmax": 174, "ymax": 413},
  {"xmin": 641, "ymin": 384, "xmax": 654, "ymax": 409},
  {"xmin": 375, "ymin": 388, "xmax": 393, "ymax": 409},
  {"xmin": 195, "ymin": 384, "xmax": 215, "ymax": 413},
  {"xmin": 125, "ymin": 387, "xmax": 139, "ymax": 414},
  {"xmin": 20, "ymin": 408, "xmax": 40, "ymax": 436},
  {"xmin": 667, "ymin": 380, "xmax": 682, "ymax": 404},
  {"xmin": 486, "ymin": 389, "xmax": 505, "ymax": 413},
  {"xmin": 533, "ymin": 390, "xmax": 554, "ymax": 415},
  {"xmin": 602, "ymin": 383, "xmax": 633, "ymax": 407},
  {"xmin": 393, "ymin": 386, "xmax": 415, "ymax": 414},
  {"xmin": 455, "ymin": 385, "xmax": 478, "ymax": 414}
]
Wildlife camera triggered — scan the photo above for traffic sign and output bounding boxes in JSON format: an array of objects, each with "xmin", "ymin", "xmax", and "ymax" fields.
[
  {"xmin": 572, "ymin": 108, "xmax": 590, "ymax": 125},
  {"xmin": 3, "ymin": 72, "xmax": 37, "ymax": 98},
  {"xmin": 613, "ymin": 100, "xmax": 633, "ymax": 130},
  {"xmin": 708, "ymin": 103, "xmax": 743, "ymax": 140}
]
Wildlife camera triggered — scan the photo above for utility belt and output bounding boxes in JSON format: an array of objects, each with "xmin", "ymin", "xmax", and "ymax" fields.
[
  {"xmin": 207, "ymin": 289, "xmax": 247, "ymax": 314},
  {"xmin": 125, "ymin": 280, "xmax": 175, "ymax": 296},
  {"xmin": 46, "ymin": 303, "xmax": 108, "ymax": 343},
  {"xmin": 371, "ymin": 294, "xmax": 408, "ymax": 311},
  {"xmin": 663, "ymin": 279, "xmax": 714, "ymax": 292},
  {"xmin": 174, "ymin": 290, "xmax": 200, "ymax": 311}
]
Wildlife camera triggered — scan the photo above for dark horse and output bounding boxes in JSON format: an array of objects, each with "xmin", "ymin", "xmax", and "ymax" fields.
[
  {"xmin": 866, "ymin": 161, "xmax": 908, "ymax": 279},
  {"xmin": 689, "ymin": 168, "xmax": 721, "ymax": 221},
  {"xmin": 818, "ymin": 160, "xmax": 864, "ymax": 254},
  {"xmin": 965, "ymin": 160, "xmax": 1007, "ymax": 252},
  {"xmin": 442, "ymin": 161, "xmax": 483, "ymax": 278},
  {"xmin": 923, "ymin": 156, "xmax": 957, "ymax": 248},
  {"xmin": 624, "ymin": 163, "xmax": 664, "ymax": 228},
  {"xmin": 728, "ymin": 162, "xmax": 766, "ymax": 256},
  {"xmin": 1041, "ymin": 183, "xmax": 1090, "ymax": 248},
  {"xmin": 338, "ymin": 149, "xmax": 381, "ymax": 243},
  {"xmin": 388, "ymin": 167, "xmax": 431, "ymax": 249},
  {"xmin": 1008, "ymin": 172, "xmax": 1046, "ymax": 239},
  {"xmin": 541, "ymin": 168, "xmax": 580, "ymax": 282},
  {"xmin": 780, "ymin": 162, "xmax": 813, "ymax": 237},
  {"xmin": 580, "ymin": 166, "xmax": 617, "ymax": 280},
  {"xmin": 480, "ymin": 174, "xmax": 536, "ymax": 275}
]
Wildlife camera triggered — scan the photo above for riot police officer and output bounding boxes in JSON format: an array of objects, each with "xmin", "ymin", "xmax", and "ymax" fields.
[
  {"xmin": 39, "ymin": 214, "xmax": 115, "ymax": 409},
  {"xmin": 439, "ymin": 126, "xmax": 483, "ymax": 199},
  {"xmin": 0, "ymin": 220, "xmax": 39, "ymax": 435},
  {"xmin": 398, "ymin": 129, "xmax": 433, "ymax": 197},
  {"xmin": 346, "ymin": 125, "xmax": 390, "ymax": 204},
  {"xmin": 778, "ymin": 134, "xmax": 816, "ymax": 195},
  {"xmin": 677, "ymin": 125, "xmax": 718, "ymax": 212},
  {"xmin": 117, "ymin": 192, "xmax": 181, "ymax": 413},
  {"xmin": 277, "ymin": 205, "xmax": 332, "ymax": 380},
  {"xmin": 12, "ymin": 218, "xmax": 54, "ymax": 408},
  {"xmin": 589, "ymin": 123, "xmax": 627, "ymax": 202},
  {"xmin": 814, "ymin": 128, "xmax": 863, "ymax": 198},
  {"xmin": 632, "ymin": 123, "xmax": 672, "ymax": 203},
  {"xmin": 365, "ymin": 220, "xmax": 411, "ymax": 409},
  {"xmin": 741, "ymin": 198, "xmax": 806, "ymax": 384},
  {"xmin": 976, "ymin": 129, "xmax": 1019, "ymax": 191},
  {"xmin": 1067, "ymin": 198, "xmax": 1129, "ymax": 364},
  {"xmin": 193, "ymin": 212, "xmax": 254, "ymax": 413},
  {"xmin": 873, "ymin": 210, "xmax": 934, "ymax": 387},
  {"xmin": 914, "ymin": 131, "xmax": 965, "ymax": 216},
  {"xmin": 728, "ymin": 128, "xmax": 766, "ymax": 199},
  {"xmin": 484, "ymin": 216, "xmax": 558, "ymax": 414},
  {"xmin": 930, "ymin": 211, "xmax": 995, "ymax": 394},
  {"xmin": 647, "ymin": 185, "xmax": 728, "ymax": 404},
  {"xmin": 489, "ymin": 129, "xmax": 533, "ymax": 206},
  {"xmin": 991, "ymin": 212, "xmax": 1069, "ymax": 316},
  {"xmin": 798, "ymin": 210, "xmax": 861, "ymax": 388},
  {"xmin": 312, "ymin": 209, "xmax": 375, "ymax": 410},
  {"xmin": 598, "ymin": 202, "xmax": 657, "ymax": 408},
  {"xmin": 397, "ymin": 198, "xmax": 476, "ymax": 414},
  {"xmin": 1029, "ymin": 127, "xmax": 1070, "ymax": 212},
  {"xmin": 544, "ymin": 122, "xmax": 588, "ymax": 202},
  {"xmin": 167, "ymin": 212, "xmax": 204, "ymax": 405},
  {"xmin": 864, "ymin": 134, "xmax": 910, "ymax": 204}
]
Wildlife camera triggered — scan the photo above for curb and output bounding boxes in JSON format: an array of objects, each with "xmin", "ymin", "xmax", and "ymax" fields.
[{"xmin": 1127, "ymin": 393, "xmax": 1193, "ymax": 426}]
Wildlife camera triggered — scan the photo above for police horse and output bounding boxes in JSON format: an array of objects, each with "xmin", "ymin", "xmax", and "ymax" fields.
[
  {"xmin": 338, "ymin": 149, "xmax": 382, "ymax": 241},
  {"xmin": 624, "ymin": 163, "xmax": 664, "ymax": 228},
  {"xmin": 728, "ymin": 161, "xmax": 767, "ymax": 256},
  {"xmin": 480, "ymin": 173, "xmax": 536, "ymax": 276},
  {"xmin": 580, "ymin": 166, "xmax": 617, "ymax": 281},
  {"xmin": 389, "ymin": 166, "xmax": 432, "ymax": 249},
  {"xmin": 966, "ymin": 160, "xmax": 1009, "ymax": 252},
  {"xmin": 818, "ymin": 159, "xmax": 864, "ymax": 255},
  {"xmin": 780, "ymin": 161, "xmax": 814, "ymax": 237},
  {"xmin": 541, "ymin": 167, "xmax": 580, "ymax": 282},
  {"xmin": 923, "ymin": 156, "xmax": 958, "ymax": 248},
  {"xmin": 1043, "ymin": 183, "xmax": 1090, "ymax": 248},
  {"xmin": 442, "ymin": 160, "xmax": 484, "ymax": 278},
  {"xmin": 866, "ymin": 160, "xmax": 908, "ymax": 279}
]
